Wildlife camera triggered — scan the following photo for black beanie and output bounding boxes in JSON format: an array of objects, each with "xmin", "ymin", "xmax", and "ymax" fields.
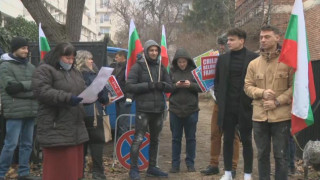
[{"xmin": 11, "ymin": 37, "xmax": 28, "ymax": 53}]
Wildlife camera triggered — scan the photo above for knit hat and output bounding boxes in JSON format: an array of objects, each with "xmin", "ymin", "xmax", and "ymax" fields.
[
  {"xmin": 11, "ymin": 37, "xmax": 28, "ymax": 53},
  {"xmin": 217, "ymin": 34, "xmax": 228, "ymax": 45}
]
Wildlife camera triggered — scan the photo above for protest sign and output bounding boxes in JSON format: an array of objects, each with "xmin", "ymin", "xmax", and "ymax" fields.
[
  {"xmin": 193, "ymin": 49, "xmax": 219, "ymax": 67},
  {"xmin": 201, "ymin": 56, "xmax": 218, "ymax": 80},
  {"xmin": 191, "ymin": 66, "xmax": 214, "ymax": 92},
  {"xmin": 105, "ymin": 75, "xmax": 124, "ymax": 102}
]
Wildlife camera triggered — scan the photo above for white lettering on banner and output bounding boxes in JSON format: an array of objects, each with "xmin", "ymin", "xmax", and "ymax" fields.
[{"xmin": 201, "ymin": 56, "xmax": 218, "ymax": 80}]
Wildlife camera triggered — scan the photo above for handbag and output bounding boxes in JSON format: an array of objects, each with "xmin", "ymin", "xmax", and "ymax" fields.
[
  {"xmin": 86, "ymin": 104, "xmax": 112, "ymax": 143},
  {"xmin": 102, "ymin": 110, "xmax": 112, "ymax": 143}
]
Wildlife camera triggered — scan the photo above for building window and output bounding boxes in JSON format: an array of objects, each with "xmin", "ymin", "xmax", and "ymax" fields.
[
  {"xmin": 100, "ymin": 14, "xmax": 110, "ymax": 23},
  {"xmin": 100, "ymin": 27, "xmax": 110, "ymax": 34},
  {"xmin": 100, "ymin": 0, "xmax": 110, "ymax": 8}
]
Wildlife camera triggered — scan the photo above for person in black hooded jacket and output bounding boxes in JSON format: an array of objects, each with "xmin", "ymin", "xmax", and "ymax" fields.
[
  {"xmin": 126, "ymin": 40, "xmax": 173, "ymax": 180},
  {"xmin": 168, "ymin": 48, "xmax": 201, "ymax": 173}
]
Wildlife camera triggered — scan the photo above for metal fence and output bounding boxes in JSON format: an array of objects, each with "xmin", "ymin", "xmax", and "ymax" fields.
[{"xmin": 27, "ymin": 38, "xmax": 108, "ymax": 68}]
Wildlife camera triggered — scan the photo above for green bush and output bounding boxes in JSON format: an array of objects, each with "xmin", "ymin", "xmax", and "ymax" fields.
[{"xmin": 0, "ymin": 16, "xmax": 37, "ymax": 53}]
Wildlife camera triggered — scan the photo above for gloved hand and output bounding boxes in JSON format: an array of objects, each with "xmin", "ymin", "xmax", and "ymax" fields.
[
  {"xmin": 155, "ymin": 82, "xmax": 165, "ymax": 91},
  {"xmin": 148, "ymin": 82, "xmax": 156, "ymax": 90},
  {"xmin": 125, "ymin": 98, "xmax": 132, "ymax": 106},
  {"xmin": 5, "ymin": 82, "xmax": 24, "ymax": 95},
  {"xmin": 98, "ymin": 90, "xmax": 104, "ymax": 98},
  {"xmin": 69, "ymin": 95, "xmax": 83, "ymax": 106},
  {"xmin": 97, "ymin": 90, "xmax": 109, "ymax": 105}
]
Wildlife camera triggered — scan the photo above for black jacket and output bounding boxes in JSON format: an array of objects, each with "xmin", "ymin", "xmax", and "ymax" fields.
[
  {"xmin": 126, "ymin": 40, "xmax": 173, "ymax": 113},
  {"xmin": 169, "ymin": 48, "xmax": 201, "ymax": 118},
  {"xmin": 32, "ymin": 63, "xmax": 88, "ymax": 147},
  {"xmin": 214, "ymin": 48, "xmax": 258, "ymax": 129}
]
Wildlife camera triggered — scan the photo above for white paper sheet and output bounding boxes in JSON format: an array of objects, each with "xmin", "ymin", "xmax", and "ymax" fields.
[{"xmin": 78, "ymin": 67, "xmax": 114, "ymax": 103}]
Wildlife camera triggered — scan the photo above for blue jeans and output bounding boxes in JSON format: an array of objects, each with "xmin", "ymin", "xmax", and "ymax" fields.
[
  {"xmin": 0, "ymin": 118, "xmax": 34, "ymax": 177},
  {"xmin": 170, "ymin": 111, "xmax": 198, "ymax": 168}
]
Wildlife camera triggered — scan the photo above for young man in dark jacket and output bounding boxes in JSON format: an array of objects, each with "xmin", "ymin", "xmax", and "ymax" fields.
[
  {"xmin": 201, "ymin": 35, "xmax": 240, "ymax": 178},
  {"xmin": 0, "ymin": 37, "xmax": 39, "ymax": 180},
  {"xmin": 214, "ymin": 28, "xmax": 258, "ymax": 180},
  {"xmin": 126, "ymin": 40, "xmax": 173, "ymax": 180},
  {"xmin": 168, "ymin": 48, "xmax": 201, "ymax": 173},
  {"xmin": 110, "ymin": 50, "xmax": 132, "ymax": 138}
]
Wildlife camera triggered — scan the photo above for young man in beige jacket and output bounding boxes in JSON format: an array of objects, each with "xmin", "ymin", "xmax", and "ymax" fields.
[{"xmin": 244, "ymin": 25, "xmax": 294, "ymax": 180}]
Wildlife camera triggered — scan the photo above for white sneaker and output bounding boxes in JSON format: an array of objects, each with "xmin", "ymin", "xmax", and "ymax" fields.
[
  {"xmin": 244, "ymin": 173, "xmax": 252, "ymax": 180},
  {"xmin": 220, "ymin": 174, "xmax": 233, "ymax": 180}
]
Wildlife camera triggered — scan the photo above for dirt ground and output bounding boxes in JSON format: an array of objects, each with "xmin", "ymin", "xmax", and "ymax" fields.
[
  {"xmin": 5, "ymin": 97, "xmax": 314, "ymax": 179},
  {"xmin": 100, "ymin": 97, "xmax": 319, "ymax": 180}
]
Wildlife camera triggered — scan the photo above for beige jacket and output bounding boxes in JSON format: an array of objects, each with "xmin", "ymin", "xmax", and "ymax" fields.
[{"xmin": 244, "ymin": 51, "xmax": 294, "ymax": 122}]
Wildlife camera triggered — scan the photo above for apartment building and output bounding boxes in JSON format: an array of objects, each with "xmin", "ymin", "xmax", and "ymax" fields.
[
  {"xmin": 95, "ymin": 0, "xmax": 114, "ymax": 41},
  {"xmin": 0, "ymin": 0, "xmax": 99, "ymax": 41}
]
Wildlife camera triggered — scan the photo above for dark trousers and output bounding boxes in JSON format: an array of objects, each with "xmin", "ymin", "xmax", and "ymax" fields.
[
  {"xmin": 130, "ymin": 112, "xmax": 163, "ymax": 169},
  {"xmin": 287, "ymin": 135, "xmax": 296, "ymax": 169},
  {"xmin": 253, "ymin": 120, "xmax": 290, "ymax": 180},
  {"xmin": 84, "ymin": 116, "xmax": 105, "ymax": 176},
  {"xmin": 170, "ymin": 111, "xmax": 198, "ymax": 168},
  {"xmin": 84, "ymin": 143, "xmax": 104, "ymax": 175},
  {"xmin": 116, "ymin": 100, "xmax": 132, "ymax": 138},
  {"xmin": 210, "ymin": 104, "xmax": 240, "ymax": 170},
  {"xmin": 223, "ymin": 111, "xmax": 253, "ymax": 173}
]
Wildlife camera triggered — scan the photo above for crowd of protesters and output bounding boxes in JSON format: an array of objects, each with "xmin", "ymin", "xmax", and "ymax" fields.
[{"xmin": 0, "ymin": 24, "xmax": 295, "ymax": 180}]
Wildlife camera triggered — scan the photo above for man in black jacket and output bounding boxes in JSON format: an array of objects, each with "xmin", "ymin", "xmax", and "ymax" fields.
[
  {"xmin": 126, "ymin": 40, "xmax": 173, "ymax": 180},
  {"xmin": 110, "ymin": 50, "xmax": 132, "ymax": 138},
  {"xmin": 214, "ymin": 28, "xmax": 258, "ymax": 180}
]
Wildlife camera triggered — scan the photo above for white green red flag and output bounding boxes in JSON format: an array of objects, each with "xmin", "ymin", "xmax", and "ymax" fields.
[
  {"xmin": 160, "ymin": 25, "xmax": 169, "ymax": 72},
  {"xmin": 39, "ymin": 23, "xmax": 50, "ymax": 60},
  {"xmin": 161, "ymin": 25, "xmax": 171, "ymax": 97},
  {"xmin": 126, "ymin": 20, "xmax": 143, "ymax": 79},
  {"xmin": 279, "ymin": 0, "xmax": 316, "ymax": 135}
]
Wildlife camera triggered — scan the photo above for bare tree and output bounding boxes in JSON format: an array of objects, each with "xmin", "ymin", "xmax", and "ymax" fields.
[
  {"xmin": 111, "ymin": 0, "xmax": 184, "ymax": 45},
  {"xmin": 21, "ymin": 0, "xmax": 86, "ymax": 42}
]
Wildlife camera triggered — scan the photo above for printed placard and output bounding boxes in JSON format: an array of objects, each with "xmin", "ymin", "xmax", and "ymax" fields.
[
  {"xmin": 105, "ymin": 75, "xmax": 124, "ymax": 102},
  {"xmin": 201, "ymin": 56, "xmax": 218, "ymax": 80}
]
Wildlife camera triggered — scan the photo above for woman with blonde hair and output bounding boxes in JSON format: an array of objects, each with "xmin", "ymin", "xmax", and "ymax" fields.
[{"xmin": 76, "ymin": 50, "xmax": 109, "ymax": 180}]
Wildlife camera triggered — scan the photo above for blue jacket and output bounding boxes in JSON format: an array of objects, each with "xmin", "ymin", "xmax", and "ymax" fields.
[{"xmin": 81, "ymin": 67, "xmax": 109, "ymax": 118}]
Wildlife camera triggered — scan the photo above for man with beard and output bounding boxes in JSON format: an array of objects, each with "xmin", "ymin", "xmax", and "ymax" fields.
[
  {"xmin": 0, "ymin": 37, "xmax": 39, "ymax": 180},
  {"xmin": 244, "ymin": 25, "xmax": 293, "ymax": 180}
]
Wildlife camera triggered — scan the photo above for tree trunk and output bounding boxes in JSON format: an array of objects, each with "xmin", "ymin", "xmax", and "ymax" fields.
[
  {"xmin": 21, "ymin": 0, "xmax": 85, "ymax": 42},
  {"xmin": 66, "ymin": 0, "xmax": 86, "ymax": 41},
  {"xmin": 21, "ymin": 0, "xmax": 66, "ymax": 42}
]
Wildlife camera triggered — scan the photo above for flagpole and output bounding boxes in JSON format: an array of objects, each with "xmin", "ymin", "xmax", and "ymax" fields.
[{"xmin": 158, "ymin": 55, "xmax": 161, "ymax": 82}]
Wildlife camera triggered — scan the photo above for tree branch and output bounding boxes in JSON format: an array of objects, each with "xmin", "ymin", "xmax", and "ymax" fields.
[{"xmin": 21, "ymin": 0, "xmax": 67, "ymax": 42}]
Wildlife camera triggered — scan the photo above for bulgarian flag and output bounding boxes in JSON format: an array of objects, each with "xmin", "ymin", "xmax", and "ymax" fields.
[
  {"xmin": 279, "ymin": 0, "xmax": 316, "ymax": 135},
  {"xmin": 161, "ymin": 25, "xmax": 169, "ymax": 72},
  {"xmin": 39, "ymin": 23, "xmax": 50, "ymax": 60},
  {"xmin": 125, "ymin": 20, "xmax": 143, "ymax": 79},
  {"xmin": 160, "ymin": 25, "xmax": 171, "ymax": 97}
]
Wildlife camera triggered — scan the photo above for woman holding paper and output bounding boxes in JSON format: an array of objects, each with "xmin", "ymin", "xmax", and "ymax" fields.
[
  {"xmin": 32, "ymin": 42, "xmax": 88, "ymax": 180},
  {"xmin": 76, "ymin": 50, "xmax": 109, "ymax": 180},
  {"xmin": 168, "ymin": 48, "xmax": 202, "ymax": 173}
]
